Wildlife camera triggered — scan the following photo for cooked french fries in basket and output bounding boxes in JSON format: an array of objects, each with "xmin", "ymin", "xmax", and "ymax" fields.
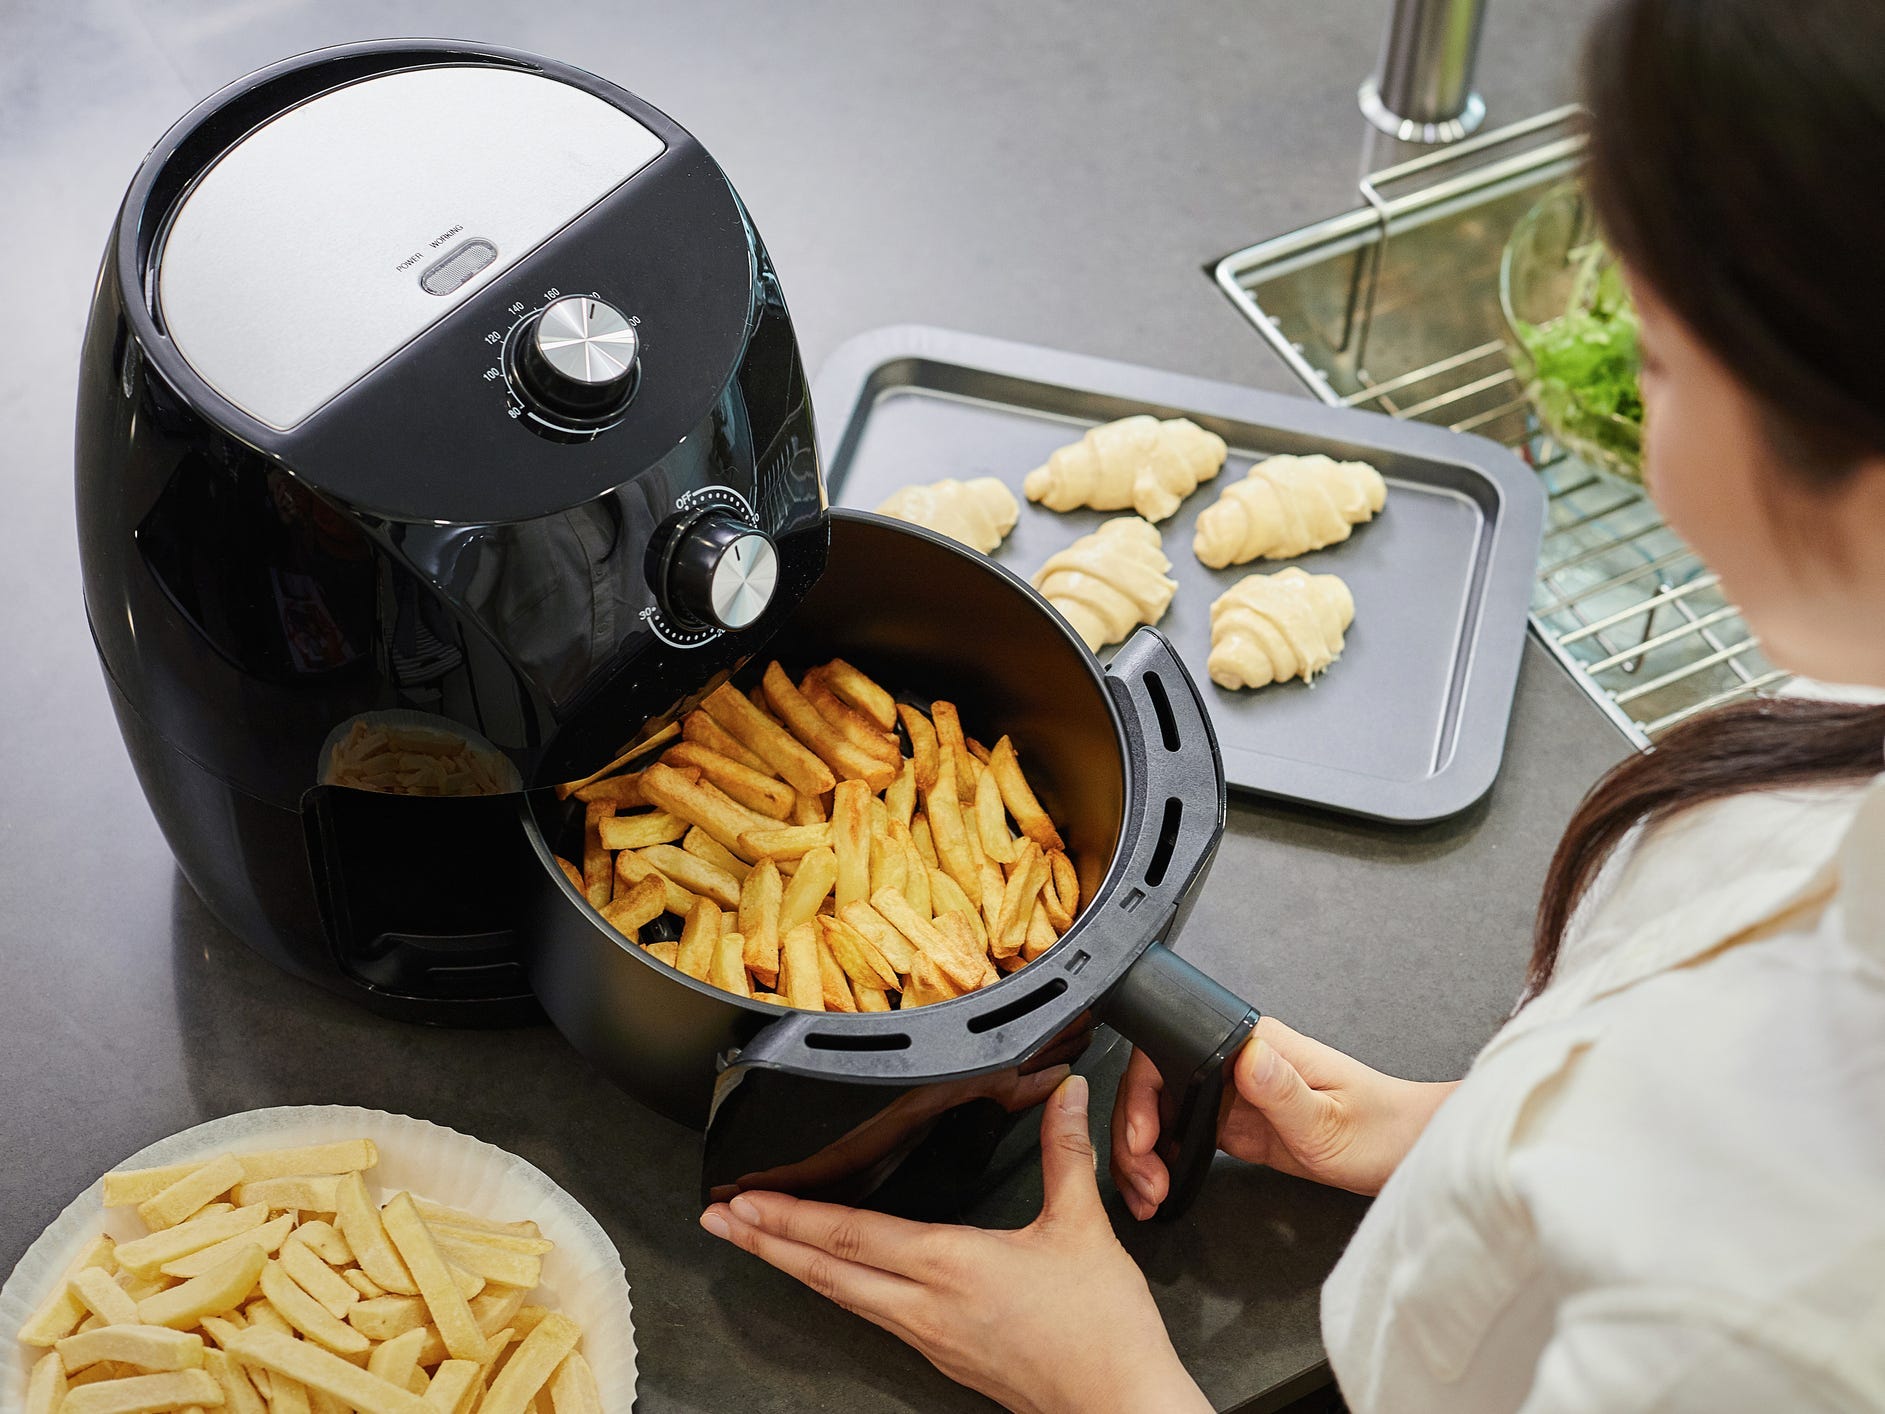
[
  {"xmin": 16, "ymin": 1140, "xmax": 594, "ymax": 1414},
  {"xmin": 554, "ymin": 657, "xmax": 1082, "ymax": 1011}
]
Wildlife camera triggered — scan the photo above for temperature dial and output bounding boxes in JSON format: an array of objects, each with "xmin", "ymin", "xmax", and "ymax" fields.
[
  {"xmin": 509, "ymin": 295, "xmax": 639, "ymax": 424},
  {"xmin": 664, "ymin": 514, "xmax": 779, "ymax": 632}
]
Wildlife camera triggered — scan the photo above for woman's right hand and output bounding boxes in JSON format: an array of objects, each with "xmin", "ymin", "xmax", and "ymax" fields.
[{"xmin": 1110, "ymin": 1018, "xmax": 1458, "ymax": 1217}]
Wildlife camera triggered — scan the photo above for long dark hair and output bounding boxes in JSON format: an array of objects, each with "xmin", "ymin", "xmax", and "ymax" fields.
[{"xmin": 1530, "ymin": 0, "xmax": 1885, "ymax": 995}]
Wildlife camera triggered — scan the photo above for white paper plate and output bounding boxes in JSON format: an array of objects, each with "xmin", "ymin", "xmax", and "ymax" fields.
[{"xmin": 0, "ymin": 1105, "xmax": 636, "ymax": 1411}]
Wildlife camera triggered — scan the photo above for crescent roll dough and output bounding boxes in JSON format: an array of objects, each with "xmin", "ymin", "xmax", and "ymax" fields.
[
  {"xmin": 1032, "ymin": 517, "xmax": 1177, "ymax": 652},
  {"xmin": 1207, "ymin": 568, "xmax": 1354, "ymax": 690},
  {"xmin": 875, "ymin": 477, "xmax": 1020, "ymax": 553},
  {"xmin": 1192, "ymin": 454, "xmax": 1387, "ymax": 568},
  {"xmin": 1024, "ymin": 415, "xmax": 1227, "ymax": 523}
]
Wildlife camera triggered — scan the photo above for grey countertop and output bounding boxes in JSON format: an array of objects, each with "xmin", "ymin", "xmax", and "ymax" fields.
[{"xmin": 0, "ymin": 2, "xmax": 1622, "ymax": 1409}]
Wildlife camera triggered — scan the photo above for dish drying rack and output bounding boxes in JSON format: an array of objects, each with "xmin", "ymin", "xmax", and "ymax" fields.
[{"xmin": 1211, "ymin": 106, "xmax": 1788, "ymax": 747}]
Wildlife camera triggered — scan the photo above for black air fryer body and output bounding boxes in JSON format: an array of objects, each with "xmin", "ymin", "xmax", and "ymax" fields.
[{"xmin": 78, "ymin": 41, "xmax": 826, "ymax": 1022}]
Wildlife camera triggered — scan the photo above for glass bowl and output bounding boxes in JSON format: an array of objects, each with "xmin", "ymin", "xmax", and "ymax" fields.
[{"xmin": 1500, "ymin": 182, "xmax": 1646, "ymax": 485}]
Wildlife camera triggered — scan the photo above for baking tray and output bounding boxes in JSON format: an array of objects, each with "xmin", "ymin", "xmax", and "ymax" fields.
[{"xmin": 811, "ymin": 326, "xmax": 1544, "ymax": 823}]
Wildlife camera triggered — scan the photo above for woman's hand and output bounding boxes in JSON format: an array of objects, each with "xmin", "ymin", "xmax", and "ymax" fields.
[
  {"xmin": 1112, "ymin": 1018, "xmax": 1458, "ymax": 1216},
  {"xmin": 700, "ymin": 1075, "xmax": 1212, "ymax": 1414}
]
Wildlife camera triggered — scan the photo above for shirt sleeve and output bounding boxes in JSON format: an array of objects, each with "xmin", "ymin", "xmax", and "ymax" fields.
[{"xmin": 1516, "ymin": 1287, "xmax": 1875, "ymax": 1414}]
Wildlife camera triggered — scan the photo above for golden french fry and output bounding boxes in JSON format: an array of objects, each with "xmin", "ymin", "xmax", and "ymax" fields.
[
  {"xmin": 581, "ymin": 801, "xmax": 613, "ymax": 909},
  {"xmin": 926, "ymin": 866, "xmax": 988, "ymax": 949},
  {"xmin": 547, "ymin": 1350, "xmax": 602, "ymax": 1414},
  {"xmin": 478, "ymin": 1312, "xmax": 582, "ymax": 1414},
  {"xmin": 637, "ymin": 845, "xmax": 741, "ymax": 911},
  {"xmin": 682, "ymin": 826, "xmax": 751, "ymax": 882},
  {"xmin": 675, "ymin": 899, "xmax": 719, "ymax": 981},
  {"xmin": 424, "ymin": 1360, "xmax": 481, "ymax": 1413},
  {"xmin": 924, "ymin": 768, "xmax": 980, "ymax": 899},
  {"xmin": 820, "ymin": 658, "xmax": 898, "ymax": 730},
  {"xmin": 738, "ymin": 858, "xmax": 783, "ymax": 989},
  {"xmin": 837, "ymin": 900, "xmax": 916, "ymax": 975},
  {"xmin": 815, "ymin": 937, "xmax": 858, "ymax": 1012},
  {"xmin": 335, "ymin": 1172, "xmax": 416, "ymax": 1297},
  {"xmin": 614, "ymin": 849, "xmax": 696, "ymax": 917},
  {"xmin": 553, "ymin": 856, "xmax": 585, "ymax": 895},
  {"xmin": 1040, "ymin": 859, "xmax": 1075, "ymax": 932},
  {"xmin": 967, "ymin": 736, "xmax": 992, "ymax": 763},
  {"xmin": 929, "ymin": 701, "xmax": 974, "ymax": 792},
  {"xmin": 226, "ymin": 1328, "xmax": 431, "ymax": 1414},
  {"xmin": 644, "ymin": 940, "xmax": 681, "ymax": 969},
  {"xmin": 831, "ymin": 780, "xmax": 873, "ymax": 912},
  {"xmin": 899, "ymin": 837, "xmax": 932, "ymax": 917},
  {"xmin": 639, "ymin": 763, "xmax": 773, "ymax": 859},
  {"xmin": 852, "ymin": 980, "xmax": 892, "ymax": 1011},
  {"xmin": 778, "ymin": 847, "xmax": 838, "ymax": 933},
  {"xmin": 71, "ymin": 1267, "xmax": 141, "ymax": 1326},
  {"xmin": 702, "ymin": 683, "xmax": 835, "ymax": 796},
  {"xmin": 902, "ymin": 951, "xmax": 956, "ymax": 1008},
  {"xmin": 569, "ymin": 771, "xmax": 648, "ymax": 807},
  {"xmin": 978, "ymin": 856, "xmax": 1007, "ymax": 940},
  {"xmin": 234, "ymin": 1177, "xmax": 339, "ymax": 1212},
  {"xmin": 600, "ymin": 874, "xmax": 668, "ymax": 939},
  {"xmin": 55, "ymin": 1323, "xmax": 206, "ymax": 1372},
  {"xmin": 682, "ymin": 708, "xmax": 774, "ymax": 775},
  {"xmin": 25, "ymin": 1350, "xmax": 65, "ymax": 1414},
  {"xmin": 897, "ymin": 705, "xmax": 941, "ymax": 793},
  {"xmin": 935, "ymin": 911, "xmax": 998, "ymax": 988},
  {"xmin": 989, "ymin": 736, "xmax": 1064, "ymax": 851},
  {"xmin": 781, "ymin": 922, "xmax": 824, "ymax": 1011},
  {"xmin": 870, "ymin": 889, "xmax": 982, "ymax": 992},
  {"xmin": 869, "ymin": 822, "xmax": 908, "ymax": 900},
  {"xmin": 258, "ymin": 1259, "xmax": 364, "ymax": 1354},
  {"xmin": 736, "ymin": 822, "xmax": 832, "ymax": 861},
  {"xmin": 116, "ymin": 1206, "xmax": 267, "ymax": 1280},
  {"xmin": 789, "ymin": 791, "xmax": 826, "ymax": 826},
  {"xmin": 595, "ymin": 811, "xmax": 687, "ymax": 851},
  {"xmin": 801, "ymin": 672, "xmax": 900, "ymax": 763},
  {"xmin": 883, "ymin": 756, "xmax": 916, "ymax": 830},
  {"xmin": 278, "ymin": 1241, "xmax": 357, "ymax": 1322},
  {"xmin": 707, "ymin": 925, "xmax": 752, "ymax": 999},
  {"xmin": 138, "ymin": 1154, "xmax": 243, "ymax": 1232},
  {"xmin": 1024, "ymin": 899, "xmax": 1057, "ymax": 958},
  {"xmin": 821, "ymin": 916, "xmax": 898, "ymax": 991},
  {"xmin": 762, "ymin": 662, "xmax": 896, "ymax": 789},
  {"xmin": 379, "ymin": 1194, "xmax": 486, "ymax": 1363},
  {"xmin": 974, "ymin": 770, "xmax": 1019, "ymax": 866},
  {"xmin": 993, "ymin": 842, "xmax": 1048, "ymax": 957},
  {"xmin": 663, "ymin": 741, "xmax": 795, "ymax": 818},
  {"xmin": 1049, "ymin": 850, "xmax": 1080, "ymax": 925},
  {"xmin": 62, "ymin": 1368, "xmax": 222, "ymax": 1414}
]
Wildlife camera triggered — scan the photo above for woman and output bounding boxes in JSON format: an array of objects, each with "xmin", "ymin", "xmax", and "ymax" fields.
[{"xmin": 700, "ymin": 0, "xmax": 1885, "ymax": 1407}]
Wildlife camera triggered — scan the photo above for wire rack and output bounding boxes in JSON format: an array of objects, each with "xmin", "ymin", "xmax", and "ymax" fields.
[{"xmin": 1210, "ymin": 106, "xmax": 1787, "ymax": 747}]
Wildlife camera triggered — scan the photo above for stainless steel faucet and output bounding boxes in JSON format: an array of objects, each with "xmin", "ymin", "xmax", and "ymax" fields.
[{"xmin": 1360, "ymin": 0, "xmax": 1489, "ymax": 144}]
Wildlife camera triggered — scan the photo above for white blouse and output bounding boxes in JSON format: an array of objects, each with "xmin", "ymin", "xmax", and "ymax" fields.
[{"xmin": 1322, "ymin": 755, "xmax": 1885, "ymax": 1412}]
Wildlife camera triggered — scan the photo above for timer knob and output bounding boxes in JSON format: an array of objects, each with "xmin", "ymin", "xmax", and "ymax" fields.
[
  {"xmin": 510, "ymin": 295, "xmax": 639, "ymax": 423},
  {"xmin": 664, "ymin": 513, "xmax": 779, "ymax": 631}
]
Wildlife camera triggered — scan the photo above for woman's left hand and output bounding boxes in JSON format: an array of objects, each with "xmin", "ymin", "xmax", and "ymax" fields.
[{"xmin": 699, "ymin": 1074, "xmax": 1212, "ymax": 1414}]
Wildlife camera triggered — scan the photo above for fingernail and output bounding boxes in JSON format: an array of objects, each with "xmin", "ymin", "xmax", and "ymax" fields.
[
  {"xmin": 699, "ymin": 1209, "xmax": 730, "ymax": 1240},
  {"xmin": 1125, "ymin": 1118, "xmax": 1142, "ymax": 1152},
  {"xmin": 1250, "ymin": 1038, "xmax": 1278, "ymax": 1087},
  {"xmin": 1060, "ymin": 1073, "xmax": 1089, "ymax": 1115},
  {"xmin": 729, "ymin": 1194, "xmax": 760, "ymax": 1224},
  {"xmin": 1130, "ymin": 1170, "xmax": 1156, "ymax": 1203}
]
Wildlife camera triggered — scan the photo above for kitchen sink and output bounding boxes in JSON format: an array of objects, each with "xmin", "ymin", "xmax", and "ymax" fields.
[{"xmin": 1212, "ymin": 106, "xmax": 1788, "ymax": 747}]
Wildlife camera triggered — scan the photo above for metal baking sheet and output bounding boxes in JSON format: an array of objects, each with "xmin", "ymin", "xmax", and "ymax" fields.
[{"xmin": 811, "ymin": 326, "xmax": 1544, "ymax": 824}]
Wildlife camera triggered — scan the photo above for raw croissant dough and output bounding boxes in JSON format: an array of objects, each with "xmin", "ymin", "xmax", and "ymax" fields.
[
  {"xmin": 1032, "ymin": 517, "xmax": 1178, "ymax": 652},
  {"xmin": 875, "ymin": 477, "xmax": 1020, "ymax": 553},
  {"xmin": 1025, "ymin": 415, "xmax": 1227, "ymax": 523},
  {"xmin": 1207, "ymin": 568, "xmax": 1354, "ymax": 690},
  {"xmin": 1192, "ymin": 454, "xmax": 1387, "ymax": 568}
]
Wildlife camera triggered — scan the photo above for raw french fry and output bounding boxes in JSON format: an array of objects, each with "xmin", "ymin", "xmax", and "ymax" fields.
[
  {"xmin": 644, "ymin": 940, "xmax": 681, "ymax": 969},
  {"xmin": 989, "ymin": 736, "xmax": 1065, "ymax": 851},
  {"xmin": 789, "ymin": 791, "xmax": 826, "ymax": 826},
  {"xmin": 569, "ymin": 770, "xmax": 648, "ymax": 807},
  {"xmin": 271, "ymin": 1374, "xmax": 313, "ymax": 1414},
  {"xmin": 781, "ymin": 922, "xmax": 823, "ymax": 1011},
  {"xmin": 994, "ymin": 842, "xmax": 1048, "ymax": 957},
  {"xmin": 974, "ymin": 770, "xmax": 1019, "ymax": 865},
  {"xmin": 924, "ymin": 769, "xmax": 980, "ymax": 897},
  {"xmin": 284, "ymin": 1220, "xmax": 349, "ymax": 1268},
  {"xmin": 639, "ymin": 763, "xmax": 773, "ymax": 858},
  {"xmin": 475, "ymin": 1326, "xmax": 515, "ymax": 1375},
  {"xmin": 738, "ymin": 859, "xmax": 783, "ymax": 990},
  {"xmin": 897, "ymin": 705, "xmax": 941, "ymax": 793},
  {"xmin": 683, "ymin": 827, "xmax": 751, "ymax": 882},
  {"xmin": 682, "ymin": 708, "xmax": 773, "ymax": 775},
  {"xmin": 477, "ymin": 1312, "xmax": 582, "ymax": 1414},
  {"xmin": 936, "ymin": 912, "xmax": 999, "ymax": 987},
  {"xmin": 821, "ymin": 916, "xmax": 899, "ymax": 991},
  {"xmin": 600, "ymin": 874, "xmax": 668, "ymax": 939},
  {"xmin": 118, "ymin": 1273, "xmax": 171, "ymax": 1302},
  {"xmin": 116, "ymin": 1206, "xmax": 267, "ymax": 1280},
  {"xmin": 347, "ymin": 1297, "xmax": 426, "ymax": 1342},
  {"xmin": 367, "ymin": 1326, "xmax": 428, "ymax": 1389},
  {"xmin": 638, "ymin": 845, "xmax": 741, "ymax": 910},
  {"xmin": 778, "ymin": 847, "xmax": 838, "ymax": 933},
  {"xmin": 335, "ymin": 1172, "xmax": 416, "ymax": 1297},
  {"xmin": 228, "ymin": 1143, "xmax": 379, "ymax": 1187},
  {"xmin": 245, "ymin": 1303, "xmax": 291, "ymax": 1338},
  {"xmin": 259, "ymin": 1259, "xmax": 366, "ymax": 1354},
  {"xmin": 408, "ymin": 1200, "xmax": 540, "ymax": 1239},
  {"xmin": 424, "ymin": 1361, "xmax": 481, "ymax": 1413},
  {"xmin": 470, "ymin": 1287, "xmax": 528, "ymax": 1338},
  {"xmin": 62, "ymin": 1368, "xmax": 223, "ymax": 1414},
  {"xmin": 25, "ymin": 1350, "xmax": 65, "ymax": 1414},
  {"xmin": 821, "ymin": 658, "xmax": 898, "ymax": 730},
  {"xmin": 763, "ymin": 662, "xmax": 895, "ymax": 789},
  {"xmin": 675, "ymin": 898, "xmax": 719, "ymax": 981},
  {"xmin": 929, "ymin": 702, "xmax": 974, "ymax": 792},
  {"xmin": 139, "ymin": 1154, "xmax": 243, "ymax": 1232},
  {"xmin": 554, "ymin": 856, "xmax": 585, "ymax": 894},
  {"xmin": 702, "ymin": 683, "xmax": 835, "ymax": 796},
  {"xmin": 379, "ymin": 1194, "xmax": 486, "ymax": 1363},
  {"xmin": 278, "ymin": 1242, "xmax": 357, "ymax": 1322},
  {"xmin": 199, "ymin": 1315, "xmax": 242, "ymax": 1350},
  {"xmin": 709, "ymin": 926, "xmax": 752, "ymax": 999},
  {"xmin": 595, "ymin": 811, "xmax": 687, "ymax": 851},
  {"xmin": 56, "ymin": 1323, "xmax": 206, "ymax": 1372},
  {"xmin": 614, "ymin": 849, "xmax": 697, "ymax": 917},
  {"xmin": 831, "ymin": 780, "xmax": 873, "ymax": 912},
  {"xmin": 547, "ymin": 1350, "xmax": 602, "ymax": 1414},
  {"xmin": 871, "ymin": 889, "xmax": 982, "ymax": 992},
  {"xmin": 72, "ymin": 1266, "xmax": 141, "ymax": 1326},
  {"xmin": 801, "ymin": 673, "xmax": 899, "ymax": 763},
  {"xmin": 837, "ymin": 900, "xmax": 917, "ymax": 975},
  {"xmin": 927, "ymin": 866, "xmax": 988, "ymax": 949},
  {"xmin": 581, "ymin": 801, "xmax": 612, "ymax": 909},
  {"xmin": 208, "ymin": 1345, "xmax": 269, "ymax": 1414},
  {"xmin": 226, "ymin": 1329, "xmax": 431, "ymax": 1414},
  {"xmin": 663, "ymin": 741, "xmax": 795, "ymax": 819},
  {"xmin": 104, "ymin": 1163, "xmax": 207, "ymax": 1208},
  {"xmin": 234, "ymin": 1177, "xmax": 340, "ymax": 1212},
  {"xmin": 341, "ymin": 1270, "xmax": 385, "ymax": 1300}
]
